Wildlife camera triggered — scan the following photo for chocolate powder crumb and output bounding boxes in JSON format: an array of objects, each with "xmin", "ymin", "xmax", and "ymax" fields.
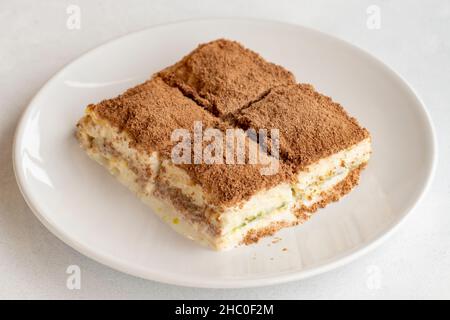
[{"xmin": 272, "ymin": 237, "xmax": 282, "ymax": 244}]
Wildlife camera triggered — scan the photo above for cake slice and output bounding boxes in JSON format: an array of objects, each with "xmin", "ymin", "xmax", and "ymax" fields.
[
  {"xmin": 234, "ymin": 84, "xmax": 371, "ymax": 222},
  {"xmin": 158, "ymin": 39, "xmax": 295, "ymax": 118}
]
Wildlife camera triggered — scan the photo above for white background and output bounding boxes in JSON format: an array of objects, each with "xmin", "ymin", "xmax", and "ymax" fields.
[{"xmin": 1, "ymin": 0, "xmax": 449, "ymax": 299}]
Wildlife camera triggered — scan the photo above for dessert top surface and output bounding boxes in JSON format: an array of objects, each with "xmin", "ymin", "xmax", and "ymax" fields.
[
  {"xmin": 235, "ymin": 84, "xmax": 370, "ymax": 169},
  {"xmin": 158, "ymin": 39, "xmax": 295, "ymax": 117}
]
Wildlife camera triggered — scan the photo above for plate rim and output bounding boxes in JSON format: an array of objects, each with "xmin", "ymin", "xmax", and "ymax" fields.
[{"xmin": 12, "ymin": 17, "xmax": 438, "ymax": 288}]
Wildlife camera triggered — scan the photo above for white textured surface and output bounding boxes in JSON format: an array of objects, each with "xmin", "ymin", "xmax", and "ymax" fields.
[{"xmin": 0, "ymin": 0, "xmax": 449, "ymax": 299}]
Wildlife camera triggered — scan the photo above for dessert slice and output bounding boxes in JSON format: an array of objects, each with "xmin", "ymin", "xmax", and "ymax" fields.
[
  {"xmin": 158, "ymin": 39, "xmax": 295, "ymax": 118},
  {"xmin": 234, "ymin": 84, "xmax": 371, "ymax": 221},
  {"xmin": 76, "ymin": 77, "xmax": 296, "ymax": 250}
]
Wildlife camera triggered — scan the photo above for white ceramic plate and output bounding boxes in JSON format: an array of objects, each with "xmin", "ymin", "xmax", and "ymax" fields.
[{"xmin": 13, "ymin": 19, "xmax": 436, "ymax": 288}]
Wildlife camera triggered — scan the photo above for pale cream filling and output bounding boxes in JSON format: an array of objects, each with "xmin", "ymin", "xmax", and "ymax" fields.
[{"xmin": 218, "ymin": 183, "xmax": 294, "ymax": 236}]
